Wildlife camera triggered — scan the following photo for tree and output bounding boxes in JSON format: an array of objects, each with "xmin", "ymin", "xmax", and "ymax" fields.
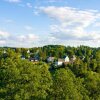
[
  {"xmin": 51, "ymin": 68, "xmax": 82, "ymax": 100},
  {"xmin": 0, "ymin": 58, "xmax": 52, "ymax": 100}
]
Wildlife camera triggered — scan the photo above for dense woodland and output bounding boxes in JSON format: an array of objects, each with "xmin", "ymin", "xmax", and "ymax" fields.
[{"xmin": 0, "ymin": 45, "xmax": 100, "ymax": 100}]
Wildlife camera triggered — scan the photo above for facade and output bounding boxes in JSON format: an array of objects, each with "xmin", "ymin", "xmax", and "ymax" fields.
[
  {"xmin": 64, "ymin": 56, "xmax": 70, "ymax": 62},
  {"xmin": 55, "ymin": 56, "xmax": 70, "ymax": 66},
  {"xmin": 27, "ymin": 50, "xmax": 30, "ymax": 53},
  {"xmin": 29, "ymin": 57, "xmax": 39, "ymax": 62},
  {"xmin": 3, "ymin": 50, "xmax": 6, "ymax": 54},
  {"xmin": 47, "ymin": 57, "xmax": 55, "ymax": 62},
  {"xmin": 55, "ymin": 59, "xmax": 64, "ymax": 66},
  {"xmin": 21, "ymin": 56, "xmax": 26, "ymax": 60},
  {"xmin": 71, "ymin": 55, "xmax": 76, "ymax": 61}
]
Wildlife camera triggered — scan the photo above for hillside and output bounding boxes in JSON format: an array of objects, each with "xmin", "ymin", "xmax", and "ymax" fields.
[{"xmin": 0, "ymin": 45, "xmax": 100, "ymax": 100}]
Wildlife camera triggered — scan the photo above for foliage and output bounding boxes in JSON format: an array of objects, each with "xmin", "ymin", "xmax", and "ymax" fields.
[{"xmin": 0, "ymin": 45, "xmax": 100, "ymax": 100}]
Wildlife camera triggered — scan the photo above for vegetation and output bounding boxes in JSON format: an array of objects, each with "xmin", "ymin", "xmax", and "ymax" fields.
[{"xmin": 0, "ymin": 45, "xmax": 100, "ymax": 100}]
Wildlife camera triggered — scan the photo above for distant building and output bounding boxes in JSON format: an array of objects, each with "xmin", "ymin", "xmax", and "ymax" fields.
[
  {"xmin": 81, "ymin": 56, "xmax": 85, "ymax": 60},
  {"xmin": 21, "ymin": 56, "xmax": 26, "ymax": 60},
  {"xmin": 47, "ymin": 57, "xmax": 55, "ymax": 62},
  {"xmin": 55, "ymin": 56, "xmax": 70, "ymax": 66},
  {"xmin": 55, "ymin": 59, "xmax": 64, "ymax": 66},
  {"xmin": 70, "ymin": 55, "xmax": 76, "ymax": 63},
  {"xmin": 29, "ymin": 57, "xmax": 39, "ymax": 62},
  {"xmin": 64, "ymin": 56, "xmax": 70, "ymax": 62},
  {"xmin": 3, "ymin": 50, "xmax": 6, "ymax": 54},
  {"xmin": 70, "ymin": 55, "xmax": 76, "ymax": 61},
  {"xmin": 27, "ymin": 50, "xmax": 30, "ymax": 53}
]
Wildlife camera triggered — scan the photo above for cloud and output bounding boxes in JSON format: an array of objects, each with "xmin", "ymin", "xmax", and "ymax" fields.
[
  {"xmin": 94, "ymin": 22, "xmax": 100, "ymax": 27},
  {"xmin": 50, "ymin": 24, "xmax": 100, "ymax": 40},
  {"xmin": 0, "ymin": 40, "xmax": 6, "ymax": 45},
  {"xmin": 26, "ymin": 3, "xmax": 32, "ymax": 8},
  {"xmin": 38, "ymin": 6, "xmax": 100, "ymax": 41},
  {"xmin": 0, "ymin": 30, "xmax": 10, "ymax": 46},
  {"xmin": 39, "ymin": 6, "xmax": 98, "ymax": 27},
  {"xmin": 45, "ymin": 0, "xmax": 65, "ymax": 3},
  {"xmin": 4, "ymin": 19, "xmax": 14, "ymax": 23},
  {"xmin": 0, "ymin": 30, "xmax": 10, "ymax": 39},
  {"xmin": 17, "ymin": 34, "xmax": 39, "ymax": 42},
  {"xmin": 0, "ymin": 30, "xmax": 39, "ymax": 47},
  {"xmin": 0, "ymin": 30, "xmax": 100, "ymax": 47},
  {"xmin": 8, "ymin": 34, "xmax": 39, "ymax": 47},
  {"xmin": 5, "ymin": 0, "xmax": 21, "ymax": 3},
  {"xmin": 36, "ymin": 0, "xmax": 66, "ymax": 3},
  {"xmin": 24, "ymin": 26, "xmax": 33, "ymax": 31}
]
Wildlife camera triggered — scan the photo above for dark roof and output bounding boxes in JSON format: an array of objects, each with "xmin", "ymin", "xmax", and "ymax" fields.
[{"xmin": 29, "ymin": 57, "xmax": 39, "ymax": 61}]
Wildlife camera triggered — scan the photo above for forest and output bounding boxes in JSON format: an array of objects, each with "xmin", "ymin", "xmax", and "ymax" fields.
[{"xmin": 0, "ymin": 45, "xmax": 100, "ymax": 100}]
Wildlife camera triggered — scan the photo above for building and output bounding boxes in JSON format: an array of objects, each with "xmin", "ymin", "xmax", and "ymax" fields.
[
  {"xmin": 70, "ymin": 55, "xmax": 76, "ymax": 63},
  {"xmin": 3, "ymin": 50, "xmax": 6, "ymax": 54},
  {"xmin": 55, "ymin": 56, "xmax": 70, "ymax": 66},
  {"xmin": 47, "ymin": 57, "xmax": 55, "ymax": 62},
  {"xmin": 27, "ymin": 50, "xmax": 30, "ymax": 53},
  {"xmin": 21, "ymin": 56, "xmax": 26, "ymax": 60},
  {"xmin": 64, "ymin": 56, "xmax": 70, "ymax": 62},
  {"xmin": 29, "ymin": 56, "xmax": 39, "ymax": 62},
  {"xmin": 55, "ymin": 59, "xmax": 64, "ymax": 66},
  {"xmin": 71, "ymin": 55, "xmax": 76, "ymax": 61}
]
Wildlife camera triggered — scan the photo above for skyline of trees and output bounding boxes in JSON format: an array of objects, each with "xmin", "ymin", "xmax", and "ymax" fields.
[{"xmin": 0, "ymin": 45, "xmax": 100, "ymax": 100}]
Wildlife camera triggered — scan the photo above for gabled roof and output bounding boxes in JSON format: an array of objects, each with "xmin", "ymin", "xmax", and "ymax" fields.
[
  {"xmin": 63, "ymin": 55, "xmax": 69, "ymax": 59},
  {"xmin": 58, "ymin": 59, "xmax": 64, "ymax": 62},
  {"xmin": 29, "ymin": 57, "xmax": 39, "ymax": 61},
  {"xmin": 48, "ymin": 57, "xmax": 55, "ymax": 59}
]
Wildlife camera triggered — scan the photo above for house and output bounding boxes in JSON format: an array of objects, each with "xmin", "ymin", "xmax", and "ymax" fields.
[
  {"xmin": 70, "ymin": 55, "xmax": 76, "ymax": 63},
  {"xmin": 21, "ymin": 56, "xmax": 26, "ymax": 60},
  {"xmin": 3, "ymin": 50, "xmax": 6, "ymax": 54},
  {"xmin": 55, "ymin": 59, "xmax": 64, "ymax": 66},
  {"xmin": 55, "ymin": 56, "xmax": 70, "ymax": 66},
  {"xmin": 47, "ymin": 57, "xmax": 55, "ymax": 62},
  {"xmin": 81, "ymin": 56, "xmax": 85, "ymax": 60},
  {"xmin": 27, "ymin": 50, "xmax": 30, "ymax": 53},
  {"xmin": 64, "ymin": 56, "xmax": 70, "ymax": 62},
  {"xmin": 70, "ymin": 55, "xmax": 76, "ymax": 61},
  {"xmin": 29, "ymin": 56, "xmax": 39, "ymax": 62}
]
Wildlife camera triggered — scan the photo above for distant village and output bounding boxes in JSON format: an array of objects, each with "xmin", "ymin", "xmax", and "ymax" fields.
[
  {"xmin": 2, "ymin": 45, "xmax": 95, "ymax": 68},
  {"xmin": 20, "ymin": 49, "xmax": 77, "ymax": 66}
]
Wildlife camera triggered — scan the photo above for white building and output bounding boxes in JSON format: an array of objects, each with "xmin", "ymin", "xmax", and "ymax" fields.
[
  {"xmin": 64, "ymin": 56, "xmax": 70, "ymax": 62},
  {"xmin": 55, "ymin": 59, "xmax": 64, "ymax": 66},
  {"xmin": 21, "ymin": 56, "xmax": 25, "ymax": 60},
  {"xmin": 55, "ymin": 56, "xmax": 70, "ymax": 66},
  {"xmin": 3, "ymin": 50, "xmax": 6, "ymax": 54},
  {"xmin": 71, "ymin": 55, "xmax": 76, "ymax": 61},
  {"xmin": 47, "ymin": 57, "xmax": 55, "ymax": 62},
  {"xmin": 27, "ymin": 50, "xmax": 30, "ymax": 53}
]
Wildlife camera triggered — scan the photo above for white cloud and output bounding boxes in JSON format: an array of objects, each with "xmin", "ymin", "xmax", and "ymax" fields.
[
  {"xmin": 26, "ymin": 3, "xmax": 32, "ymax": 8},
  {"xmin": 0, "ymin": 30, "xmax": 10, "ymax": 46},
  {"xmin": 0, "ymin": 40, "xmax": 6, "ymax": 45},
  {"xmin": 0, "ymin": 30, "xmax": 100, "ymax": 47},
  {"xmin": 17, "ymin": 34, "xmax": 39, "ymax": 42},
  {"xmin": 24, "ymin": 26, "xmax": 33, "ymax": 31},
  {"xmin": 4, "ymin": 19, "xmax": 13, "ymax": 23},
  {"xmin": 39, "ymin": 6, "xmax": 98, "ymax": 27},
  {"xmin": 0, "ymin": 30, "xmax": 39, "ymax": 47},
  {"xmin": 46, "ymin": 0, "xmax": 64, "ymax": 3},
  {"xmin": 39, "ymin": 6, "xmax": 100, "ymax": 41},
  {"xmin": 10, "ymin": 34, "xmax": 39, "ymax": 47},
  {"xmin": 94, "ymin": 22, "xmax": 100, "ymax": 27},
  {"xmin": 0, "ymin": 30, "xmax": 10, "ymax": 39},
  {"xmin": 5, "ymin": 0, "xmax": 21, "ymax": 3},
  {"xmin": 36, "ymin": 0, "xmax": 66, "ymax": 3}
]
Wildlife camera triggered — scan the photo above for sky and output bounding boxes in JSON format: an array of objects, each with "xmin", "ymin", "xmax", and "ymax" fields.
[{"xmin": 0, "ymin": 0, "xmax": 100, "ymax": 47}]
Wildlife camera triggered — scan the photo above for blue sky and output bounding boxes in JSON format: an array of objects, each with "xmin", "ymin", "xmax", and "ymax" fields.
[{"xmin": 0, "ymin": 0, "xmax": 100, "ymax": 47}]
